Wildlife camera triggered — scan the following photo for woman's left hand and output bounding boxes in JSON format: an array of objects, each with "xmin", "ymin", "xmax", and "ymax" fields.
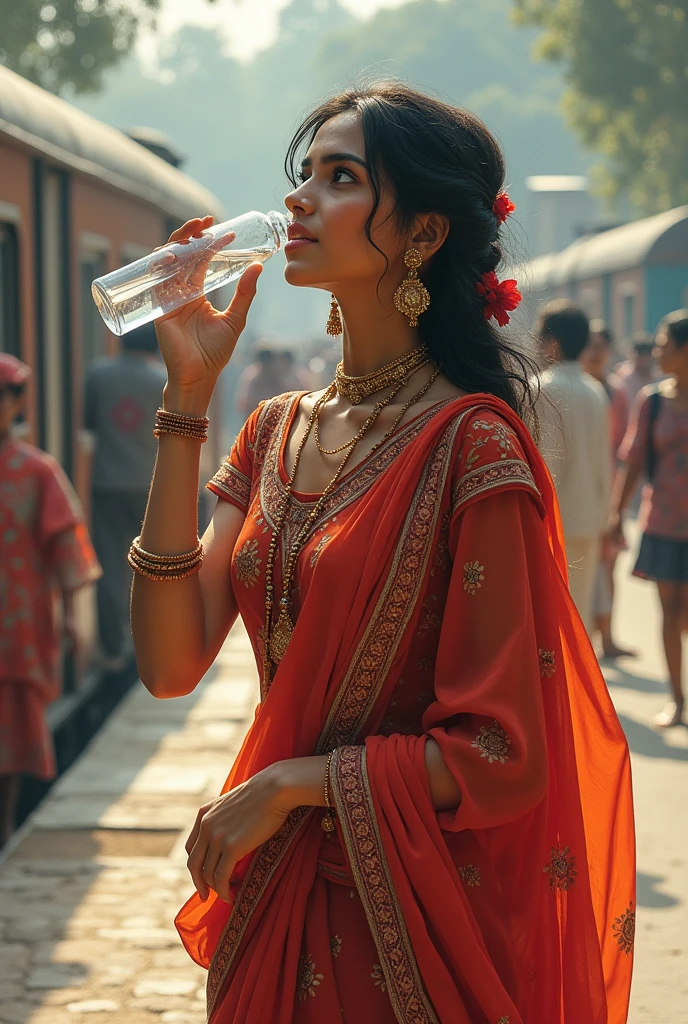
[{"xmin": 185, "ymin": 767, "xmax": 292, "ymax": 902}]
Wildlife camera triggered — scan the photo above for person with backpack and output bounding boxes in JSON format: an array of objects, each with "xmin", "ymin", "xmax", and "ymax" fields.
[{"xmin": 609, "ymin": 310, "xmax": 688, "ymax": 727}]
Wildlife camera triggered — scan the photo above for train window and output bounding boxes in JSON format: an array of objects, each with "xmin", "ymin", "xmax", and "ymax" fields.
[
  {"xmin": 0, "ymin": 222, "xmax": 20, "ymax": 357},
  {"xmin": 80, "ymin": 251, "xmax": 108, "ymax": 368}
]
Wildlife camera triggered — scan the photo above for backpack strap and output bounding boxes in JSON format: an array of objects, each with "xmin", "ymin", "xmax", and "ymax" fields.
[{"xmin": 646, "ymin": 389, "xmax": 662, "ymax": 482}]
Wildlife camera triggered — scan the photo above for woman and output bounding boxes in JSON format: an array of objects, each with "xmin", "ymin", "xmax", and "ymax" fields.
[
  {"xmin": 610, "ymin": 310, "xmax": 688, "ymax": 728},
  {"xmin": 131, "ymin": 83, "xmax": 635, "ymax": 1023},
  {"xmin": 0, "ymin": 354, "xmax": 101, "ymax": 845}
]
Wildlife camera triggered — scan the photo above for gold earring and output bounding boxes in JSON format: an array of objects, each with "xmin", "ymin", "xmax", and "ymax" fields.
[
  {"xmin": 394, "ymin": 248, "xmax": 430, "ymax": 327},
  {"xmin": 326, "ymin": 294, "xmax": 342, "ymax": 336}
]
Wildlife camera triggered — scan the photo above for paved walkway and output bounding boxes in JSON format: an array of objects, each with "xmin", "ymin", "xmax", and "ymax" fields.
[{"xmin": 0, "ymin": 533, "xmax": 686, "ymax": 1023}]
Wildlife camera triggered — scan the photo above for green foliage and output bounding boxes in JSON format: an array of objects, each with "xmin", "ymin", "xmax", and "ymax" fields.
[
  {"xmin": 0, "ymin": 0, "xmax": 216, "ymax": 95},
  {"xmin": 514, "ymin": 0, "xmax": 688, "ymax": 213}
]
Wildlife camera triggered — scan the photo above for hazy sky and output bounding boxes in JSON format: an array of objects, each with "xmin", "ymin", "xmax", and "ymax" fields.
[{"xmin": 138, "ymin": 0, "xmax": 420, "ymax": 64}]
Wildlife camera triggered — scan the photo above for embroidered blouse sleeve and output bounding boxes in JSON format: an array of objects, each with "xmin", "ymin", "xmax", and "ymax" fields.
[
  {"xmin": 449, "ymin": 410, "xmax": 541, "ymax": 523},
  {"xmin": 207, "ymin": 402, "xmax": 265, "ymax": 512}
]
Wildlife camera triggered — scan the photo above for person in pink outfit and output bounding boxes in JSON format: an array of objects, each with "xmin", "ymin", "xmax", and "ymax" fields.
[{"xmin": 0, "ymin": 354, "xmax": 101, "ymax": 846}]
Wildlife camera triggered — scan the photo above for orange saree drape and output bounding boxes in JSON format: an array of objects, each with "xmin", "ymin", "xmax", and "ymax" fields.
[{"xmin": 175, "ymin": 393, "xmax": 635, "ymax": 1024}]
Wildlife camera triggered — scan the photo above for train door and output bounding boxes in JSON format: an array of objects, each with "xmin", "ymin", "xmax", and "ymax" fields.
[
  {"xmin": 0, "ymin": 220, "xmax": 20, "ymax": 357},
  {"xmin": 34, "ymin": 162, "xmax": 73, "ymax": 478}
]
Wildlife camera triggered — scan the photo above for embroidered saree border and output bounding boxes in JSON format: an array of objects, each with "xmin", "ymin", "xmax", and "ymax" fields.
[
  {"xmin": 451, "ymin": 458, "xmax": 540, "ymax": 515},
  {"xmin": 331, "ymin": 745, "xmax": 440, "ymax": 1024},
  {"xmin": 316, "ymin": 413, "xmax": 465, "ymax": 753},
  {"xmin": 206, "ymin": 805, "xmax": 313, "ymax": 1015},
  {"xmin": 207, "ymin": 407, "xmax": 462, "ymax": 1018}
]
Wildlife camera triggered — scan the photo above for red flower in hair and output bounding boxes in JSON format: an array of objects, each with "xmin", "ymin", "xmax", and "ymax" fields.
[
  {"xmin": 476, "ymin": 271, "xmax": 522, "ymax": 327},
  {"xmin": 492, "ymin": 191, "xmax": 516, "ymax": 225}
]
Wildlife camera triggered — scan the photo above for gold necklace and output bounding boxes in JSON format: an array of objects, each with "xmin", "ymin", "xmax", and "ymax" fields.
[
  {"xmin": 315, "ymin": 359, "xmax": 431, "ymax": 456},
  {"xmin": 262, "ymin": 368, "xmax": 440, "ymax": 676},
  {"xmin": 335, "ymin": 345, "xmax": 430, "ymax": 405}
]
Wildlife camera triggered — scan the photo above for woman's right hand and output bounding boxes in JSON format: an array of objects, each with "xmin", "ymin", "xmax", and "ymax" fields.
[{"xmin": 154, "ymin": 216, "xmax": 263, "ymax": 396}]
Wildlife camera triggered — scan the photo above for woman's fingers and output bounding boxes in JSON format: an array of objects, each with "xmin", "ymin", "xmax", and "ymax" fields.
[
  {"xmin": 187, "ymin": 834, "xmax": 211, "ymax": 901},
  {"xmin": 222, "ymin": 262, "xmax": 263, "ymax": 330},
  {"xmin": 166, "ymin": 214, "xmax": 214, "ymax": 246},
  {"xmin": 212, "ymin": 851, "xmax": 237, "ymax": 903}
]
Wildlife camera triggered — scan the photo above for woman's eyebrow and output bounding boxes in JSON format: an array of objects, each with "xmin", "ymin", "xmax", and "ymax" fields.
[{"xmin": 300, "ymin": 152, "xmax": 368, "ymax": 171}]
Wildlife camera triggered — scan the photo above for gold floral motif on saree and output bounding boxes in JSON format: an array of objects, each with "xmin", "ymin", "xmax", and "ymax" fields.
[
  {"xmin": 543, "ymin": 845, "xmax": 577, "ymax": 891},
  {"xmin": 331, "ymin": 745, "xmax": 440, "ymax": 1024},
  {"xmin": 463, "ymin": 561, "xmax": 484, "ymax": 595},
  {"xmin": 497, "ymin": 1016, "xmax": 511, "ymax": 1024},
  {"xmin": 472, "ymin": 720, "xmax": 511, "ymax": 764},
  {"xmin": 539, "ymin": 648, "xmax": 556, "ymax": 678},
  {"xmin": 457, "ymin": 864, "xmax": 481, "ymax": 888},
  {"xmin": 612, "ymin": 904, "xmax": 635, "ymax": 955},
  {"xmin": 371, "ymin": 964, "xmax": 387, "ymax": 994},
  {"xmin": 233, "ymin": 539, "xmax": 262, "ymax": 587},
  {"xmin": 471, "ymin": 417, "xmax": 518, "ymax": 459},
  {"xmin": 296, "ymin": 952, "xmax": 324, "ymax": 1000},
  {"xmin": 330, "ymin": 934, "xmax": 342, "ymax": 958}
]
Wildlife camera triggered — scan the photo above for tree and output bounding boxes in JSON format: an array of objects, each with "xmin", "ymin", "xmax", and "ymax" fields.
[
  {"xmin": 514, "ymin": 0, "xmax": 688, "ymax": 213},
  {"xmin": 0, "ymin": 0, "xmax": 215, "ymax": 95}
]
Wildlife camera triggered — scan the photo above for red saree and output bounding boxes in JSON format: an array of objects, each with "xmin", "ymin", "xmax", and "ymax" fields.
[{"xmin": 176, "ymin": 392, "xmax": 635, "ymax": 1024}]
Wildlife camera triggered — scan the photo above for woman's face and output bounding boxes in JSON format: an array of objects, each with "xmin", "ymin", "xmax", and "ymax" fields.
[
  {"xmin": 580, "ymin": 333, "xmax": 610, "ymax": 379},
  {"xmin": 283, "ymin": 112, "xmax": 404, "ymax": 293}
]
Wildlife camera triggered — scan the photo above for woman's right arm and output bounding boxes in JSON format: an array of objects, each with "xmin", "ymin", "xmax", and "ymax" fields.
[{"xmin": 130, "ymin": 216, "xmax": 263, "ymax": 698}]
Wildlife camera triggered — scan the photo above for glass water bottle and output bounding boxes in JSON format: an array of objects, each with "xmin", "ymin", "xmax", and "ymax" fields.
[{"xmin": 91, "ymin": 210, "xmax": 289, "ymax": 336}]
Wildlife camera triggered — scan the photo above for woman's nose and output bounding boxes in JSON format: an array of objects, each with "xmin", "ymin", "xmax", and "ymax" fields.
[{"xmin": 285, "ymin": 188, "xmax": 314, "ymax": 217}]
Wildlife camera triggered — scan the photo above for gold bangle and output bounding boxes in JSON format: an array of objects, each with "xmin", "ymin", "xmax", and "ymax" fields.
[
  {"xmin": 128, "ymin": 536, "xmax": 204, "ymax": 580},
  {"xmin": 154, "ymin": 408, "xmax": 209, "ymax": 442},
  {"xmin": 131, "ymin": 536, "xmax": 202, "ymax": 564},
  {"xmin": 321, "ymin": 752, "xmax": 336, "ymax": 833}
]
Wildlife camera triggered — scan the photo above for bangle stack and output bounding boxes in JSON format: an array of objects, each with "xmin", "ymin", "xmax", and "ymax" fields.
[
  {"xmin": 127, "ymin": 535, "xmax": 204, "ymax": 581},
  {"xmin": 154, "ymin": 408, "xmax": 209, "ymax": 442},
  {"xmin": 322, "ymin": 752, "xmax": 336, "ymax": 833}
]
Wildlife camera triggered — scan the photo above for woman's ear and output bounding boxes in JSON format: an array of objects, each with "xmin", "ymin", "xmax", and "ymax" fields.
[{"xmin": 410, "ymin": 212, "xmax": 450, "ymax": 262}]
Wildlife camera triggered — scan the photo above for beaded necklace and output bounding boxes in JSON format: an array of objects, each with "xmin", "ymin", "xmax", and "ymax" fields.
[{"xmin": 261, "ymin": 365, "xmax": 439, "ymax": 678}]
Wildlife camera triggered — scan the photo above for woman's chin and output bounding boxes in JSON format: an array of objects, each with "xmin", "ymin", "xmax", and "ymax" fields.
[{"xmin": 283, "ymin": 263, "xmax": 330, "ymax": 289}]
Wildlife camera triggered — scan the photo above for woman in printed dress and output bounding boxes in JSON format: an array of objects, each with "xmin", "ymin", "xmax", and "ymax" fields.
[
  {"xmin": 610, "ymin": 310, "xmax": 688, "ymax": 728},
  {"xmin": 131, "ymin": 83, "xmax": 635, "ymax": 1023},
  {"xmin": 0, "ymin": 354, "xmax": 101, "ymax": 846}
]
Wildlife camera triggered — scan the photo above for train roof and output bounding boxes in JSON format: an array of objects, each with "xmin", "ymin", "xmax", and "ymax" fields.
[
  {"xmin": 0, "ymin": 65, "xmax": 223, "ymax": 221},
  {"xmin": 521, "ymin": 204, "xmax": 688, "ymax": 291}
]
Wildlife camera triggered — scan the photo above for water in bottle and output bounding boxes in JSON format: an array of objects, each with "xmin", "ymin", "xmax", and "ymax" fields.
[{"xmin": 91, "ymin": 210, "xmax": 289, "ymax": 336}]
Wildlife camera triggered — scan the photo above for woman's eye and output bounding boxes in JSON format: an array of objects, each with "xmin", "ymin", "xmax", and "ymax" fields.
[
  {"xmin": 296, "ymin": 171, "xmax": 309, "ymax": 184},
  {"xmin": 332, "ymin": 166, "xmax": 355, "ymax": 183}
]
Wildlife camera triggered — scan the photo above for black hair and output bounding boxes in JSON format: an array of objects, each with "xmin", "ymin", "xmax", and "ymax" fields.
[
  {"xmin": 589, "ymin": 319, "xmax": 613, "ymax": 345},
  {"xmin": 660, "ymin": 310, "xmax": 688, "ymax": 349},
  {"xmin": 630, "ymin": 331, "xmax": 653, "ymax": 354},
  {"xmin": 122, "ymin": 322, "xmax": 159, "ymax": 354},
  {"xmin": 284, "ymin": 80, "xmax": 538, "ymax": 423},
  {"xmin": 536, "ymin": 300, "xmax": 590, "ymax": 362}
]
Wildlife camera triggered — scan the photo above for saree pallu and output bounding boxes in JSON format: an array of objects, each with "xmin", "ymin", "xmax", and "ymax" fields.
[{"xmin": 176, "ymin": 393, "xmax": 635, "ymax": 1024}]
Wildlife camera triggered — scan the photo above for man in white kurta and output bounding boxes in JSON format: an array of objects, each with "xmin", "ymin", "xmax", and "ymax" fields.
[{"xmin": 536, "ymin": 301, "xmax": 612, "ymax": 633}]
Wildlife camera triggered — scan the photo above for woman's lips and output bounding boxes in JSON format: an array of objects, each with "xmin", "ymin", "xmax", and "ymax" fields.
[{"xmin": 285, "ymin": 238, "xmax": 318, "ymax": 252}]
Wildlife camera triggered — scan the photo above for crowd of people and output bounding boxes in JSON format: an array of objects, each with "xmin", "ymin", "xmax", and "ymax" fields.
[
  {"xmin": 1, "ymin": 300, "xmax": 686, "ymax": 847},
  {"xmin": 535, "ymin": 301, "xmax": 688, "ymax": 729}
]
